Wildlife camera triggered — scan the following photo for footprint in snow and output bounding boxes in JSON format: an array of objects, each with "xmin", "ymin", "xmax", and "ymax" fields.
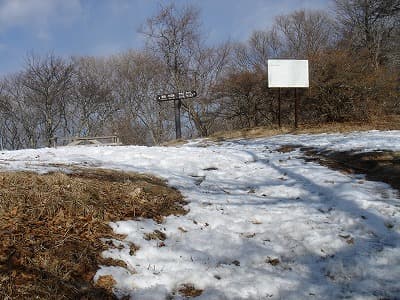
[{"xmin": 189, "ymin": 175, "xmax": 206, "ymax": 185}]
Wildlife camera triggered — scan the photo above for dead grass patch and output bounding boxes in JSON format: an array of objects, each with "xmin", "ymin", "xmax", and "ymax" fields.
[
  {"xmin": 266, "ymin": 257, "xmax": 280, "ymax": 266},
  {"xmin": 95, "ymin": 275, "xmax": 116, "ymax": 293},
  {"xmin": 177, "ymin": 284, "xmax": 203, "ymax": 298},
  {"xmin": 0, "ymin": 168, "xmax": 186, "ymax": 299},
  {"xmin": 207, "ymin": 116, "xmax": 400, "ymax": 142},
  {"xmin": 161, "ymin": 138, "xmax": 188, "ymax": 147},
  {"xmin": 160, "ymin": 115, "xmax": 400, "ymax": 146},
  {"xmin": 144, "ymin": 229, "xmax": 167, "ymax": 241}
]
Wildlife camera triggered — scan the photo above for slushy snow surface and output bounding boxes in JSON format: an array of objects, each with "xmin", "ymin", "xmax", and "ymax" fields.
[{"xmin": 1, "ymin": 131, "xmax": 400, "ymax": 299}]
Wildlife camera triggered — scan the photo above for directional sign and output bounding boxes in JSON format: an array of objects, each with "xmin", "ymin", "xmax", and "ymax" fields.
[
  {"xmin": 156, "ymin": 90, "xmax": 197, "ymax": 139},
  {"xmin": 156, "ymin": 91, "xmax": 197, "ymax": 101}
]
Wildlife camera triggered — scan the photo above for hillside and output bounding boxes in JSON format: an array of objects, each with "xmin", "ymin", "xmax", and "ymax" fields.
[{"xmin": 1, "ymin": 130, "xmax": 400, "ymax": 299}]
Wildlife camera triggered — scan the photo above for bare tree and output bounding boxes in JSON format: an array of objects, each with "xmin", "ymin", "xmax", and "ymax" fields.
[
  {"xmin": 71, "ymin": 56, "xmax": 117, "ymax": 137},
  {"xmin": 140, "ymin": 3, "xmax": 200, "ymax": 90},
  {"xmin": 213, "ymin": 70, "xmax": 272, "ymax": 129},
  {"xmin": 111, "ymin": 50, "xmax": 174, "ymax": 144},
  {"xmin": 275, "ymin": 9, "xmax": 336, "ymax": 58},
  {"xmin": 0, "ymin": 73, "xmax": 43, "ymax": 149},
  {"xmin": 233, "ymin": 28, "xmax": 283, "ymax": 72},
  {"xmin": 182, "ymin": 42, "xmax": 231, "ymax": 137},
  {"xmin": 334, "ymin": 0, "xmax": 400, "ymax": 68},
  {"xmin": 140, "ymin": 4, "xmax": 231, "ymax": 137},
  {"xmin": 21, "ymin": 53, "xmax": 74, "ymax": 147}
]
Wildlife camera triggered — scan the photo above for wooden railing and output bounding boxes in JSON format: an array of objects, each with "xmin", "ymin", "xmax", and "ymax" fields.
[{"xmin": 51, "ymin": 136, "xmax": 122, "ymax": 147}]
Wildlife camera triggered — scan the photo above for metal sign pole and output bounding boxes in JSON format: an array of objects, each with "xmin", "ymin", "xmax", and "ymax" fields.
[
  {"xmin": 174, "ymin": 99, "xmax": 182, "ymax": 139},
  {"xmin": 294, "ymin": 88, "xmax": 299, "ymax": 129},
  {"xmin": 278, "ymin": 88, "xmax": 281, "ymax": 128}
]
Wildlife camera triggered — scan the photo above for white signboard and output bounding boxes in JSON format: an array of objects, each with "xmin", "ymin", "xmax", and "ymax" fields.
[{"xmin": 268, "ymin": 59, "xmax": 309, "ymax": 88}]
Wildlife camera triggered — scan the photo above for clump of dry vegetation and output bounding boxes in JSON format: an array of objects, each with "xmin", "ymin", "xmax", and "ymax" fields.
[
  {"xmin": 0, "ymin": 168, "xmax": 186, "ymax": 299},
  {"xmin": 172, "ymin": 284, "xmax": 203, "ymax": 298}
]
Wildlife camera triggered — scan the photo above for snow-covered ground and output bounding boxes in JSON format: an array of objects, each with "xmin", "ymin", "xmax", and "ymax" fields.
[{"xmin": 1, "ymin": 130, "xmax": 400, "ymax": 299}]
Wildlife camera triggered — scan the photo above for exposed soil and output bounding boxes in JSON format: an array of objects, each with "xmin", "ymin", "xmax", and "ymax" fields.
[
  {"xmin": 0, "ymin": 168, "xmax": 186, "ymax": 300},
  {"xmin": 277, "ymin": 145, "xmax": 400, "ymax": 192}
]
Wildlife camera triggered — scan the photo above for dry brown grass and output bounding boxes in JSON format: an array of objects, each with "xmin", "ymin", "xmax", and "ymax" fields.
[
  {"xmin": 161, "ymin": 138, "xmax": 188, "ymax": 147},
  {"xmin": 164, "ymin": 116, "xmax": 400, "ymax": 146},
  {"xmin": 0, "ymin": 168, "xmax": 186, "ymax": 299},
  {"xmin": 209, "ymin": 116, "xmax": 400, "ymax": 142},
  {"xmin": 176, "ymin": 284, "xmax": 203, "ymax": 298}
]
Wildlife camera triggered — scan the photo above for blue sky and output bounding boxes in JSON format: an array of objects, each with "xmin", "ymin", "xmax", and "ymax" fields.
[{"xmin": 0, "ymin": 0, "xmax": 331, "ymax": 75}]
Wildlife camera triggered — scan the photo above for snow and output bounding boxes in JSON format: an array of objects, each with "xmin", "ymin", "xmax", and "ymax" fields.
[
  {"xmin": 250, "ymin": 130, "xmax": 400, "ymax": 152},
  {"xmin": 1, "ymin": 130, "xmax": 400, "ymax": 299}
]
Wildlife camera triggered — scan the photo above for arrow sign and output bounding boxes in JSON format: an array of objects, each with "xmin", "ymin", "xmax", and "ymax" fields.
[
  {"xmin": 157, "ymin": 90, "xmax": 197, "ymax": 101},
  {"xmin": 155, "ymin": 90, "xmax": 197, "ymax": 140}
]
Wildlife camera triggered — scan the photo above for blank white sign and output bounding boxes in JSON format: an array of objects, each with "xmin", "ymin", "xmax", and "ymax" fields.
[{"xmin": 268, "ymin": 59, "xmax": 309, "ymax": 88}]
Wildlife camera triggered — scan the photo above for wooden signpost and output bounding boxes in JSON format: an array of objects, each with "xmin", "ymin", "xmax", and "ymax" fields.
[{"xmin": 156, "ymin": 91, "xmax": 197, "ymax": 139}]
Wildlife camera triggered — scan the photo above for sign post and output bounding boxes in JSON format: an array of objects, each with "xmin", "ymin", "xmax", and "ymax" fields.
[
  {"xmin": 278, "ymin": 88, "xmax": 281, "ymax": 128},
  {"xmin": 267, "ymin": 59, "xmax": 309, "ymax": 128},
  {"xmin": 174, "ymin": 99, "xmax": 182, "ymax": 139},
  {"xmin": 294, "ymin": 88, "xmax": 299, "ymax": 128},
  {"xmin": 156, "ymin": 91, "xmax": 197, "ymax": 139}
]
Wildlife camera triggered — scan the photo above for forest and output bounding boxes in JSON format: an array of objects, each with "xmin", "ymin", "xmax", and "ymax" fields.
[{"xmin": 0, "ymin": 0, "xmax": 398, "ymax": 149}]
